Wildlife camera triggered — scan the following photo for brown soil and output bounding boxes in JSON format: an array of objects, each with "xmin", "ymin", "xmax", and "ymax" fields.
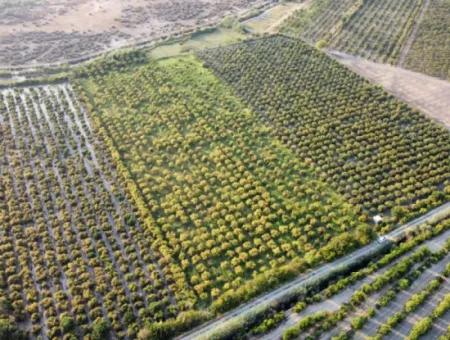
[{"xmin": 0, "ymin": 0, "xmax": 272, "ymax": 67}]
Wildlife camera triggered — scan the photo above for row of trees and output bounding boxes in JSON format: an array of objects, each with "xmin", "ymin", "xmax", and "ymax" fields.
[
  {"xmin": 288, "ymin": 215, "xmax": 450, "ymax": 317},
  {"xmin": 0, "ymin": 85, "xmax": 178, "ymax": 338},
  {"xmin": 280, "ymin": 0, "xmax": 423, "ymax": 64},
  {"xmin": 404, "ymin": 0, "xmax": 450, "ymax": 81},
  {"xmin": 200, "ymin": 35, "xmax": 450, "ymax": 230},
  {"xmin": 204, "ymin": 215, "xmax": 450, "ymax": 339},
  {"xmin": 329, "ymin": 0, "xmax": 423, "ymax": 63},
  {"xmin": 406, "ymin": 291, "xmax": 450, "ymax": 339},
  {"xmin": 376, "ymin": 248, "xmax": 450, "ymax": 339},
  {"xmin": 74, "ymin": 53, "xmax": 371, "ymax": 309},
  {"xmin": 280, "ymin": 0, "xmax": 356, "ymax": 44},
  {"xmin": 373, "ymin": 255, "xmax": 450, "ymax": 339},
  {"xmin": 283, "ymin": 240, "xmax": 442, "ymax": 339}
]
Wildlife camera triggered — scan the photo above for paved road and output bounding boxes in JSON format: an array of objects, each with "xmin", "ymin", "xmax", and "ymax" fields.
[{"xmin": 179, "ymin": 202, "xmax": 450, "ymax": 340}]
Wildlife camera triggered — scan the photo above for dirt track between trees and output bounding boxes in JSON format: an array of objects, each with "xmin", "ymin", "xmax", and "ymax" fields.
[
  {"xmin": 397, "ymin": 0, "xmax": 431, "ymax": 66},
  {"xmin": 330, "ymin": 50, "xmax": 450, "ymax": 128}
]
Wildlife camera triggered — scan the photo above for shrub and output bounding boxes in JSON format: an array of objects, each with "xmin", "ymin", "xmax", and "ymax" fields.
[
  {"xmin": 0, "ymin": 320, "xmax": 27, "ymax": 340},
  {"xmin": 60, "ymin": 314, "xmax": 75, "ymax": 334},
  {"xmin": 91, "ymin": 319, "xmax": 110, "ymax": 340},
  {"xmin": 139, "ymin": 311, "xmax": 212, "ymax": 340},
  {"xmin": 407, "ymin": 317, "xmax": 432, "ymax": 340}
]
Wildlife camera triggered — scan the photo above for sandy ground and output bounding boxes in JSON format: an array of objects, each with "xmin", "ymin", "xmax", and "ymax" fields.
[
  {"xmin": 330, "ymin": 50, "xmax": 450, "ymax": 128},
  {"xmin": 0, "ymin": 0, "xmax": 272, "ymax": 67}
]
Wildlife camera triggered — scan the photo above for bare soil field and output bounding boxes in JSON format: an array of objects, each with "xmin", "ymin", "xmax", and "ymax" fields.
[
  {"xmin": 330, "ymin": 50, "xmax": 450, "ymax": 128},
  {"xmin": 0, "ymin": 0, "xmax": 272, "ymax": 67}
]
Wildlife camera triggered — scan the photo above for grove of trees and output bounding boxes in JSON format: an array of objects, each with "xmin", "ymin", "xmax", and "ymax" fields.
[
  {"xmin": 0, "ymin": 85, "xmax": 177, "ymax": 338},
  {"xmin": 280, "ymin": 0, "xmax": 425, "ymax": 64},
  {"xmin": 404, "ymin": 0, "xmax": 450, "ymax": 80},
  {"xmin": 200, "ymin": 35, "xmax": 450, "ymax": 232},
  {"xmin": 74, "ymin": 54, "xmax": 371, "ymax": 314},
  {"xmin": 2, "ymin": 33, "xmax": 449, "ymax": 339}
]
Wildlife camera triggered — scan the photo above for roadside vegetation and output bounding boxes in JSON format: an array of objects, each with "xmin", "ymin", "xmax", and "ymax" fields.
[
  {"xmin": 284, "ymin": 240, "xmax": 450, "ymax": 339},
  {"xmin": 186, "ymin": 214, "xmax": 450, "ymax": 339},
  {"xmin": 260, "ymin": 215, "xmax": 450, "ymax": 340}
]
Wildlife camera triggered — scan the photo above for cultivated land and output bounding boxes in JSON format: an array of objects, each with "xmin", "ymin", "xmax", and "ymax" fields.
[
  {"xmin": 247, "ymin": 214, "xmax": 450, "ymax": 340},
  {"xmin": 75, "ymin": 54, "xmax": 368, "ymax": 313},
  {"xmin": 0, "ymin": 84, "xmax": 178, "ymax": 339},
  {"xmin": 244, "ymin": 1, "xmax": 311, "ymax": 35},
  {"xmin": 200, "ymin": 36, "xmax": 450, "ymax": 230},
  {"xmin": 327, "ymin": 0, "xmax": 423, "ymax": 63},
  {"xmin": 404, "ymin": 0, "xmax": 450, "ymax": 81},
  {"xmin": 280, "ymin": 0, "xmax": 450, "ymax": 81},
  {"xmin": 330, "ymin": 51, "xmax": 450, "ymax": 128},
  {"xmin": 281, "ymin": 0, "xmax": 424, "ymax": 63},
  {"xmin": 1, "ymin": 1, "xmax": 450, "ymax": 339},
  {"xmin": 179, "ymin": 205, "xmax": 450, "ymax": 339},
  {"xmin": 280, "ymin": 0, "xmax": 357, "ymax": 45},
  {"xmin": 0, "ymin": 0, "xmax": 272, "ymax": 67}
]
